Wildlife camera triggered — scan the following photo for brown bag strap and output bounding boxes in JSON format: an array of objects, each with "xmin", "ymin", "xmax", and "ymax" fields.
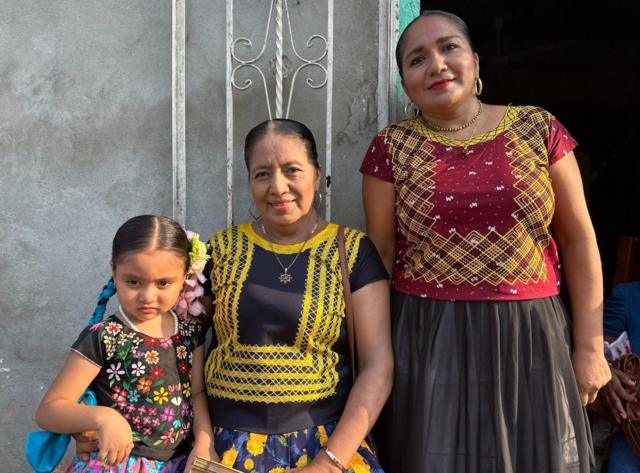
[{"xmin": 337, "ymin": 225, "xmax": 357, "ymax": 381}]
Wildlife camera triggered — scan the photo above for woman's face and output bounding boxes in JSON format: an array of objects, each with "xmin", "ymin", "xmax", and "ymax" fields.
[
  {"xmin": 248, "ymin": 131, "xmax": 320, "ymax": 231},
  {"xmin": 400, "ymin": 15, "xmax": 479, "ymax": 115}
]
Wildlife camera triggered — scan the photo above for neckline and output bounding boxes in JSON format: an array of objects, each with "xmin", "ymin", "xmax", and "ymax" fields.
[
  {"xmin": 411, "ymin": 104, "xmax": 517, "ymax": 147},
  {"xmin": 243, "ymin": 222, "xmax": 337, "ymax": 254},
  {"xmin": 115, "ymin": 306, "xmax": 179, "ymax": 339}
]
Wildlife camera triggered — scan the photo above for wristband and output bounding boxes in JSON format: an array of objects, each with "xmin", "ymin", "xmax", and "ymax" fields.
[{"xmin": 323, "ymin": 447, "xmax": 347, "ymax": 472}]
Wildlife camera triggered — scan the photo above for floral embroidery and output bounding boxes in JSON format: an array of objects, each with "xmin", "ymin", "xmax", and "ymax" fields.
[
  {"xmin": 145, "ymin": 350, "xmax": 160, "ymax": 364},
  {"xmin": 105, "ymin": 321, "xmax": 122, "ymax": 335},
  {"xmin": 153, "ymin": 387, "xmax": 169, "ymax": 405},
  {"xmin": 107, "ymin": 362, "xmax": 125, "ymax": 381},
  {"xmin": 131, "ymin": 362, "xmax": 145, "ymax": 376},
  {"xmin": 76, "ymin": 314, "xmax": 202, "ymax": 454}
]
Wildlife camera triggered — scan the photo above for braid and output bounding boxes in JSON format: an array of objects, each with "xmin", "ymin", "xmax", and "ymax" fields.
[{"xmin": 88, "ymin": 278, "xmax": 117, "ymax": 326}]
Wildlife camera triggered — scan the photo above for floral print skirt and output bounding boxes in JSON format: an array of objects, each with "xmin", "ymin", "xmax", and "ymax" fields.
[
  {"xmin": 213, "ymin": 421, "xmax": 383, "ymax": 473},
  {"xmin": 63, "ymin": 451, "xmax": 186, "ymax": 473}
]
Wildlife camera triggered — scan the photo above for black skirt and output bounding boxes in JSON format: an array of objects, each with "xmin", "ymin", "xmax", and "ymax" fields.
[{"xmin": 376, "ymin": 292, "xmax": 594, "ymax": 473}]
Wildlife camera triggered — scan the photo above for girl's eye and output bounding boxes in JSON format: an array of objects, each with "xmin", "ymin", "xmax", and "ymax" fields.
[
  {"xmin": 126, "ymin": 280, "xmax": 140, "ymax": 286},
  {"xmin": 409, "ymin": 56, "xmax": 424, "ymax": 66},
  {"xmin": 253, "ymin": 171, "xmax": 268, "ymax": 179},
  {"xmin": 444, "ymin": 43, "xmax": 459, "ymax": 51},
  {"xmin": 157, "ymin": 281, "xmax": 171, "ymax": 288}
]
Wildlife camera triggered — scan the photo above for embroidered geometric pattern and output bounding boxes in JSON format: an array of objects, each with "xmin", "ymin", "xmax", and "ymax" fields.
[
  {"xmin": 385, "ymin": 106, "xmax": 555, "ymax": 286},
  {"xmin": 380, "ymin": 123, "xmax": 438, "ymax": 276},
  {"xmin": 205, "ymin": 224, "xmax": 361, "ymax": 403}
]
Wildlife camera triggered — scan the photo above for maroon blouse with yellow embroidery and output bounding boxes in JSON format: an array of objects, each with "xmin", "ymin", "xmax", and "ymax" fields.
[{"xmin": 360, "ymin": 105, "xmax": 577, "ymax": 301}]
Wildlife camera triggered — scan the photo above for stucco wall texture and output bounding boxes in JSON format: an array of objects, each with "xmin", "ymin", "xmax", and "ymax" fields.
[{"xmin": 0, "ymin": 1, "xmax": 379, "ymax": 470}]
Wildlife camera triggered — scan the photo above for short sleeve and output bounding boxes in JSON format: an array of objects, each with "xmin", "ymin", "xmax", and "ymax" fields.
[
  {"xmin": 547, "ymin": 116, "xmax": 578, "ymax": 165},
  {"xmin": 71, "ymin": 323, "xmax": 105, "ymax": 367},
  {"xmin": 604, "ymin": 284, "xmax": 629, "ymax": 339},
  {"xmin": 360, "ymin": 134, "xmax": 394, "ymax": 183},
  {"xmin": 350, "ymin": 235, "xmax": 389, "ymax": 292}
]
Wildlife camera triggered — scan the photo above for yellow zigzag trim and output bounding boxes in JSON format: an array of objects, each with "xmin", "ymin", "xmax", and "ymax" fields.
[{"xmin": 204, "ymin": 223, "xmax": 361, "ymax": 403}]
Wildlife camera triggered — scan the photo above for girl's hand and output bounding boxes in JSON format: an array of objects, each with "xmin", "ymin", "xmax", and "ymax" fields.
[
  {"xmin": 72, "ymin": 431, "xmax": 99, "ymax": 461},
  {"xmin": 184, "ymin": 438, "xmax": 220, "ymax": 473},
  {"xmin": 95, "ymin": 407, "xmax": 134, "ymax": 465},
  {"xmin": 572, "ymin": 348, "xmax": 612, "ymax": 406}
]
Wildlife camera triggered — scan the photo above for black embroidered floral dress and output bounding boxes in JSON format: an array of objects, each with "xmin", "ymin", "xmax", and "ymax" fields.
[{"xmin": 71, "ymin": 314, "xmax": 203, "ymax": 461}]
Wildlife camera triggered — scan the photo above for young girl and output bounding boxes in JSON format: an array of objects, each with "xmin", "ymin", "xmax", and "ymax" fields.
[{"xmin": 36, "ymin": 215, "xmax": 215, "ymax": 473}]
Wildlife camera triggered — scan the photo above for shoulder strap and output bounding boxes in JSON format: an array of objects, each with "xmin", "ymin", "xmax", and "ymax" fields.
[{"xmin": 337, "ymin": 225, "xmax": 357, "ymax": 381}]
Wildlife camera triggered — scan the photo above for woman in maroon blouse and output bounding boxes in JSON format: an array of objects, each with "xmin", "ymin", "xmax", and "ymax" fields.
[{"xmin": 361, "ymin": 10, "xmax": 611, "ymax": 473}]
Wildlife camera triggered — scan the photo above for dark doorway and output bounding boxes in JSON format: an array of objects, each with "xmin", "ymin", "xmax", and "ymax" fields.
[{"xmin": 418, "ymin": 1, "xmax": 640, "ymax": 290}]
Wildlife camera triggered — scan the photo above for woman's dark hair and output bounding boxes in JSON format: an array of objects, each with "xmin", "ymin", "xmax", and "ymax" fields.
[
  {"xmin": 112, "ymin": 215, "xmax": 190, "ymax": 273},
  {"xmin": 244, "ymin": 118, "xmax": 320, "ymax": 171},
  {"xmin": 395, "ymin": 10, "xmax": 474, "ymax": 79}
]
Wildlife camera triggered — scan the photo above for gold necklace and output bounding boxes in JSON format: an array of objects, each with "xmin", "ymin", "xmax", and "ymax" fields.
[
  {"xmin": 260, "ymin": 217, "xmax": 320, "ymax": 284},
  {"xmin": 423, "ymin": 101, "xmax": 482, "ymax": 133},
  {"xmin": 462, "ymin": 110, "xmax": 483, "ymax": 157}
]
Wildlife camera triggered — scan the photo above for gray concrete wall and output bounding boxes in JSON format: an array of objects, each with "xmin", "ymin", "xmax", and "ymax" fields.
[{"xmin": 0, "ymin": 1, "xmax": 379, "ymax": 470}]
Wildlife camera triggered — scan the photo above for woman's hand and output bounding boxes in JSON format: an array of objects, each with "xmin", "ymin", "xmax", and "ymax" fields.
[
  {"xmin": 599, "ymin": 366, "xmax": 638, "ymax": 422},
  {"xmin": 71, "ymin": 431, "xmax": 99, "ymax": 461},
  {"xmin": 94, "ymin": 407, "xmax": 134, "ymax": 465},
  {"xmin": 184, "ymin": 438, "xmax": 220, "ymax": 473},
  {"xmin": 572, "ymin": 348, "xmax": 612, "ymax": 406},
  {"xmin": 288, "ymin": 451, "xmax": 341, "ymax": 472}
]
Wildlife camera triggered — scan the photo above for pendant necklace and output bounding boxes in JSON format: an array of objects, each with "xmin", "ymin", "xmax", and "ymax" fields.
[
  {"xmin": 118, "ymin": 305, "xmax": 178, "ymax": 337},
  {"xmin": 462, "ymin": 110, "xmax": 482, "ymax": 157},
  {"xmin": 261, "ymin": 217, "xmax": 320, "ymax": 284}
]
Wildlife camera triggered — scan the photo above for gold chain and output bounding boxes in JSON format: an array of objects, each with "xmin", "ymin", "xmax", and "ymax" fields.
[
  {"xmin": 260, "ymin": 217, "xmax": 320, "ymax": 284},
  {"xmin": 423, "ymin": 100, "xmax": 482, "ymax": 133}
]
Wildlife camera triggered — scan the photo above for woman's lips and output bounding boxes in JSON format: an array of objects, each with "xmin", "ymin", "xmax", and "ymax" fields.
[
  {"xmin": 429, "ymin": 79, "xmax": 453, "ymax": 90},
  {"xmin": 270, "ymin": 201, "xmax": 294, "ymax": 211}
]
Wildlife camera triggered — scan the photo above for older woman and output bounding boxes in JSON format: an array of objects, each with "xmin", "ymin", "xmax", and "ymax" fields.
[
  {"xmin": 188, "ymin": 119, "xmax": 392, "ymax": 473},
  {"xmin": 361, "ymin": 10, "xmax": 610, "ymax": 473}
]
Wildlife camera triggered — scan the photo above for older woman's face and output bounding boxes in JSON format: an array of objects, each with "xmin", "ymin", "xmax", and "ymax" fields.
[
  {"xmin": 248, "ymin": 131, "xmax": 320, "ymax": 230},
  {"xmin": 400, "ymin": 15, "xmax": 478, "ymax": 115}
]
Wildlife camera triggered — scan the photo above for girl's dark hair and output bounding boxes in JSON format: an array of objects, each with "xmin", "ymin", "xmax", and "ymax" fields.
[
  {"xmin": 88, "ymin": 215, "xmax": 190, "ymax": 325},
  {"xmin": 244, "ymin": 118, "xmax": 320, "ymax": 171},
  {"xmin": 112, "ymin": 215, "xmax": 190, "ymax": 272},
  {"xmin": 396, "ymin": 10, "xmax": 474, "ymax": 79}
]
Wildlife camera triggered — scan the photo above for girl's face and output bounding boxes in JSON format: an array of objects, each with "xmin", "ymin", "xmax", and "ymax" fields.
[
  {"xmin": 400, "ymin": 15, "xmax": 479, "ymax": 115},
  {"xmin": 112, "ymin": 249, "xmax": 186, "ymax": 325},
  {"xmin": 248, "ymin": 131, "xmax": 320, "ymax": 231}
]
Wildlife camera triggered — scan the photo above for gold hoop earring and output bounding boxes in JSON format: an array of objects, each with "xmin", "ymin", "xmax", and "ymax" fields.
[
  {"xmin": 404, "ymin": 101, "xmax": 420, "ymax": 120},
  {"xmin": 474, "ymin": 77, "xmax": 483, "ymax": 96}
]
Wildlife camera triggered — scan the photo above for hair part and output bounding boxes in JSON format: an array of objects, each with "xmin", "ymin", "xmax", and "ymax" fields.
[
  {"xmin": 244, "ymin": 118, "xmax": 320, "ymax": 171},
  {"xmin": 395, "ymin": 10, "xmax": 474, "ymax": 79},
  {"xmin": 111, "ymin": 215, "xmax": 190, "ymax": 273}
]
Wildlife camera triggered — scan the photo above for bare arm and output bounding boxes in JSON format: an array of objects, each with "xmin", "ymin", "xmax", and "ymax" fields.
[
  {"xmin": 184, "ymin": 345, "xmax": 219, "ymax": 471},
  {"xmin": 550, "ymin": 151, "xmax": 611, "ymax": 404},
  {"xmin": 362, "ymin": 175, "xmax": 396, "ymax": 277},
  {"xmin": 35, "ymin": 352, "xmax": 134, "ymax": 464},
  {"xmin": 297, "ymin": 279, "xmax": 393, "ymax": 472}
]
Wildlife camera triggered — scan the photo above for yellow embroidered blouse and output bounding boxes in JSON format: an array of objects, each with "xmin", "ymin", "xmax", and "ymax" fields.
[{"xmin": 203, "ymin": 223, "xmax": 387, "ymax": 433}]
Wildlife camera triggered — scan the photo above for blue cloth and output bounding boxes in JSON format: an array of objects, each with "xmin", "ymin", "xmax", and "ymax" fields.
[{"xmin": 603, "ymin": 282, "xmax": 640, "ymax": 472}]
